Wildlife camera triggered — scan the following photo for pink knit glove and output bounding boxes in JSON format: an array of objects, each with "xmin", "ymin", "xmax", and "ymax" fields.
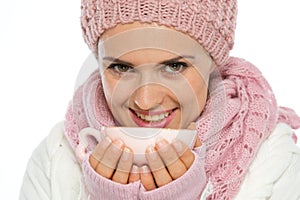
[
  {"xmin": 139, "ymin": 145, "xmax": 207, "ymax": 200},
  {"xmin": 81, "ymin": 153, "xmax": 140, "ymax": 200}
]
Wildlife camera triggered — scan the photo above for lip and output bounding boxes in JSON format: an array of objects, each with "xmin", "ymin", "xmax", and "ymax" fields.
[{"xmin": 129, "ymin": 108, "xmax": 177, "ymax": 128}]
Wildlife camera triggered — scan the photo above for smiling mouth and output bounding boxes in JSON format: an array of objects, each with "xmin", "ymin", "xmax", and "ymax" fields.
[{"xmin": 130, "ymin": 108, "xmax": 176, "ymax": 123}]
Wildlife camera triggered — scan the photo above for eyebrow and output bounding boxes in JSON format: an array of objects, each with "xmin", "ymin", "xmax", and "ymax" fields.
[
  {"xmin": 102, "ymin": 55, "xmax": 195, "ymax": 66},
  {"xmin": 159, "ymin": 55, "xmax": 195, "ymax": 65},
  {"xmin": 102, "ymin": 57, "xmax": 134, "ymax": 66}
]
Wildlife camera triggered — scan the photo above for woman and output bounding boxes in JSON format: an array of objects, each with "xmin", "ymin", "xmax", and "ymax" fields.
[{"xmin": 20, "ymin": 0, "xmax": 300, "ymax": 199}]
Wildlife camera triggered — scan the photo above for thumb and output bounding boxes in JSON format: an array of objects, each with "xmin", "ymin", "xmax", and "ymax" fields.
[{"xmin": 187, "ymin": 122, "xmax": 201, "ymax": 148}]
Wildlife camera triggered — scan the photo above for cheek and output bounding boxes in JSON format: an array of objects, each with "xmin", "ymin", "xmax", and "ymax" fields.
[
  {"xmin": 102, "ymin": 72, "xmax": 134, "ymax": 109},
  {"xmin": 196, "ymin": 84, "xmax": 208, "ymax": 112},
  {"xmin": 186, "ymin": 72, "xmax": 208, "ymax": 112},
  {"xmin": 101, "ymin": 73, "xmax": 119, "ymax": 108}
]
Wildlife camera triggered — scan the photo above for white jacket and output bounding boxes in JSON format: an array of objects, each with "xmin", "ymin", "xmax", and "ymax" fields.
[{"xmin": 19, "ymin": 122, "xmax": 300, "ymax": 200}]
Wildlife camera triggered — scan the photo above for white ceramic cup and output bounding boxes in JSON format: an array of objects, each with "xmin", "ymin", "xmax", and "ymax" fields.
[{"xmin": 79, "ymin": 127, "xmax": 197, "ymax": 166}]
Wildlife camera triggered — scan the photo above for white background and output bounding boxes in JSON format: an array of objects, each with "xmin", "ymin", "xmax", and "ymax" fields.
[{"xmin": 1, "ymin": 1, "xmax": 300, "ymax": 199}]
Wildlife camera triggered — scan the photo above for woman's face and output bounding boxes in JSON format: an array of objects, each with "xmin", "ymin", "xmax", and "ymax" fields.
[{"xmin": 98, "ymin": 22, "xmax": 214, "ymax": 129}]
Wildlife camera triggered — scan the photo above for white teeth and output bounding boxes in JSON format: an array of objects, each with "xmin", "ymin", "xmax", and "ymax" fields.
[
  {"xmin": 152, "ymin": 115, "xmax": 159, "ymax": 121},
  {"xmin": 159, "ymin": 114, "xmax": 165, "ymax": 119},
  {"xmin": 145, "ymin": 115, "xmax": 152, "ymax": 121},
  {"xmin": 135, "ymin": 111, "xmax": 172, "ymax": 122}
]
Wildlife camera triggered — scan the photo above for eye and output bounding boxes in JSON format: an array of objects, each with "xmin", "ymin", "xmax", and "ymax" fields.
[
  {"xmin": 107, "ymin": 63, "xmax": 134, "ymax": 74},
  {"xmin": 164, "ymin": 62, "xmax": 188, "ymax": 73}
]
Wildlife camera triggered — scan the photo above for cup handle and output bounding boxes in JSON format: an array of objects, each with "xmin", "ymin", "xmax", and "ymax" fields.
[{"xmin": 78, "ymin": 127, "xmax": 103, "ymax": 149}]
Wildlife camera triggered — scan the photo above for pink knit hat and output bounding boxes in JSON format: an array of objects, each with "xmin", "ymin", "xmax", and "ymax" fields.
[{"xmin": 81, "ymin": 0, "xmax": 238, "ymax": 66}]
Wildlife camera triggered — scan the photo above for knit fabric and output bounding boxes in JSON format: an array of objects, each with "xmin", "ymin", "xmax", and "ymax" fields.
[
  {"xmin": 196, "ymin": 58, "xmax": 299, "ymax": 199},
  {"xmin": 64, "ymin": 57, "xmax": 300, "ymax": 199},
  {"xmin": 80, "ymin": 0, "xmax": 237, "ymax": 66}
]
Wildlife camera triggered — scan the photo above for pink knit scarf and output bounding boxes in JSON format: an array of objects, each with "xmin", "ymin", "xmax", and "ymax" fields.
[{"xmin": 64, "ymin": 57, "xmax": 300, "ymax": 199}]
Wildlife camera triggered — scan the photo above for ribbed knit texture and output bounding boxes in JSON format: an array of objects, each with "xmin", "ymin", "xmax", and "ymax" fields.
[
  {"xmin": 64, "ymin": 57, "xmax": 300, "ymax": 199},
  {"xmin": 80, "ymin": 0, "xmax": 237, "ymax": 66}
]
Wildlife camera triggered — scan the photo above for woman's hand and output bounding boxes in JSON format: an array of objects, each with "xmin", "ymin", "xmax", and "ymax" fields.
[
  {"xmin": 89, "ymin": 137, "xmax": 135, "ymax": 184},
  {"xmin": 88, "ymin": 125, "xmax": 201, "ymax": 189},
  {"xmin": 141, "ymin": 136, "xmax": 202, "ymax": 191}
]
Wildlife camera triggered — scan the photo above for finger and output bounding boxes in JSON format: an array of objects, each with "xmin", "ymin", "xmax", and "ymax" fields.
[
  {"xmin": 90, "ymin": 137, "xmax": 112, "ymax": 169},
  {"xmin": 146, "ymin": 146, "xmax": 172, "ymax": 187},
  {"xmin": 95, "ymin": 139, "xmax": 124, "ymax": 179},
  {"xmin": 128, "ymin": 165, "xmax": 140, "ymax": 183},
  {"xmin": 140, "ymin": 165, "xmax": 156, "ymax": 191},
  {"xmin": 187, "ymin": 122, "xmax": 202, "ymax": 148},
  {"xmin": 112, "ymin": 147, "xmax": 134, "ymax": 184},
  {"xmin": 172, "ymin": 139, "xmax": 195, "ymax": 168},
  {"xmin": 187, "ymin": 122, "xmax": 196, "ymax": 130},
  {"xmin": 194, "ymin": 135, "xmax": 202, "ymax": 148},
  {"xmin": 156, "ymin": 139, "xmax": 187, "ymax": 180}
]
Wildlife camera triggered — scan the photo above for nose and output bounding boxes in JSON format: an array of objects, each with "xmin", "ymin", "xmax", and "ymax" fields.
[{"xmin": 131, "ymin": 84, "xmax": 165, "ymax": 110}]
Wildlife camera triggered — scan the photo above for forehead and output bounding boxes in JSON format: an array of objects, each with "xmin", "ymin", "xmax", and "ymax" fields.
[
  {"xmin": 98, "ymin": 22, "xmax": 209, "ymax": 60},
  {"xmin": 100, "ymin": 22, "xmax": 161, "ymax": 40}
]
